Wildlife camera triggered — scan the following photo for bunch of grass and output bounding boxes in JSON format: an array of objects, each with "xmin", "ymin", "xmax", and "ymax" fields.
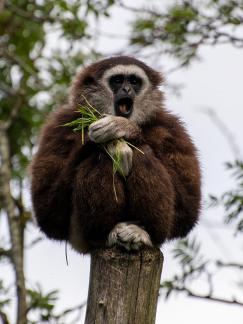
[{"xmin": 63, "ymin": 96, "xmax": 143, "ymax": 200}]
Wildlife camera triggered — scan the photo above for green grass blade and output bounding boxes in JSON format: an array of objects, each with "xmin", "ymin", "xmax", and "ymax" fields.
[
  {"xmin": 123, "ymin": 139, "xmax": 144, "ymax": 155},
  {"xmin": 81, "ymin": 95, "xmax": 103, "ymax": 117}
]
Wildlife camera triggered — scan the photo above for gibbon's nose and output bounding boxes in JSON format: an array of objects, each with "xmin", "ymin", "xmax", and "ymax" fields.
[{"xmin": 122, "ymin": 84, "xmax": 131, "ymax": 94}]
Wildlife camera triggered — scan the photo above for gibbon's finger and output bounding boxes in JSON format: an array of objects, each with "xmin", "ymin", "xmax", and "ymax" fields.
[
  {"xmin": 117, "ymin": 230, "xmax": 133, "ymax": 242},
  {"xmin": 89, "ymin": 121, "xmax": 118, "ymax": 133},
  {"xmin": 106, "ymin": 141, "xmax": 117, "ymax": 156},
  {"xmin": 90, "ymin": 117, "xmax": 127, "ymax": 137},
  {"xmin": 98, "ymin": 116, "xmax": 116, "ymax": 128},
  {"xmin": 89, "ymin": 124, "xmax": 109, "ymax": 137},
  {"xmin": 121, "ymin": 144, "xmax": 133, "ymax": 176},
  {"xmin": 125, "ymin": 151, "xmax": 133, "ymax": 175},
  {"xmin": 127, "ymin": 147, "xmax": 133, "ymax": 172},
  {"xmin": 132, "ymin": 229, "xmax": 152, "ymax": 246},
  {"xmin": 121, "ymin": 156, "xmax": 130, "ymax": 177},
  {"xmin": 121, "ymin": 156, "xmax": 129, "ymax": 177},
  {"xmin": 88, "ymin": 120, "xmax": 104, "ymax": 131},
  {"xmin": 89, "ymin": 118, "xmax": 114, "ymax": 132},
  {"xmin": 90, "ymin": 129, "xmax": 116, "ymax": 143},
  {"xmin": 89, "ymin": 121, "xmax": 124, "ymax": 143},
  {"xmin": 107, "ymin": 223, "xmax": 153, "ymax": 251},
  {"xmin": 110, "ymin": 223, "xmax": 153, "ymax": 249},
  {"xmin": 89, "ymin": 124, "xmax": 112, "ymax": 142}
]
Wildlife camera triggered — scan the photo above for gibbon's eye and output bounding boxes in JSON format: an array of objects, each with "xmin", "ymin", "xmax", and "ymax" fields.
[
  {"xmin": 109, "ymin": 74, "xmax": 125, "ymax": 93},
  {"xmin": 128, "ymin": 74, "xmax": 142, "ymax": 93},
  {"xmin": 110, "ymin": 74, "xmax": 124, "ymax": 85},
  {"xmin": 129, "ymin": 74, "xmax": 142, "ymax": 87},
  {"xmin": 115, "ymin": 75, "xmax": 124, "ymax": 83}
]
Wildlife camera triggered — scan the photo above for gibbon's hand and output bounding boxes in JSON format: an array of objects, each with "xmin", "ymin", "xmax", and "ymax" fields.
[
  {"xmin": 88, "ymin": 115, "xmax": 136, "ymax": 143},
  {"xmin": 106, "ymin": 140, "xmax": 133, "ymax": 177}
]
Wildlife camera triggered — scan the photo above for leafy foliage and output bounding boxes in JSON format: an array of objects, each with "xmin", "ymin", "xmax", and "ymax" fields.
[
  {"xmin": 26, "ymin": 286, "xmax": 58, "ymax": 323},
  {"xmin": 0, "ymin": 280, "xmax": 10, "ymax": 310},
  {"xmin": 210, "ymin": 161, "xmax": 243, "ymax": 233},
  {"xmin": 26, "ymin": 285, "xmax": 85, "ymax": 323},
  {"xmin": 0, "ymin": 0, "xmax": 117, "ymax": 179},
  {"xmin": 161, "ymin": 161, "xmax": 243, "ymax": 306},
  {"xmin": 161, "ymin": 237, "xmax": 208, "ymax": 299},
  {"xmin": 129, "ymin": 0, "xmax": 243, "ymax": 66},
  {"xmin": 173, "ymin": 238, "xmax": 207, "ymax": 270}
]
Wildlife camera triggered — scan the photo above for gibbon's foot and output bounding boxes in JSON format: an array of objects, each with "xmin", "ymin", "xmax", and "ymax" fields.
[{"xmin": 107, "ymin": 222, "xmax": 153, "ymax": 251}]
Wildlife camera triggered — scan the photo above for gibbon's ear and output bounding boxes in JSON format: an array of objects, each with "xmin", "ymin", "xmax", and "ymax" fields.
[{"xmin": 83, "ymin": 75, "xmax": 96, "ymax": 86}]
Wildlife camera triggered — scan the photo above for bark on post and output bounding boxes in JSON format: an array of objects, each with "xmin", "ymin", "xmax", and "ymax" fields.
[{"xmin": 85, "ymin": 247, "xmax": 163, "ymax": 324}]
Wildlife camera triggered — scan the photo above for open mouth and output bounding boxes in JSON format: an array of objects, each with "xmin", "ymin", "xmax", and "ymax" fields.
[{"xmin": 115, "ymin": 97, "xmax": 133, "ymax": 117}]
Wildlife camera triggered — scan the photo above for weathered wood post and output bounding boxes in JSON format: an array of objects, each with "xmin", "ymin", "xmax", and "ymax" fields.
[{"xmin": 84, "ymin": 247, "xmax": 163, "ymax": 324}]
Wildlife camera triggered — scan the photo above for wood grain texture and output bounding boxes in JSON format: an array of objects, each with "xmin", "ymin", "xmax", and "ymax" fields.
[{"xmin": 85, "ymin": 247, "xmax": 163, "ymax": 324}]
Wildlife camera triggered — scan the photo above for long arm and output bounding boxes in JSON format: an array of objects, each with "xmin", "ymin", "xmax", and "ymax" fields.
[
  {"xmin": 70, "ymin": 153, "xmax": 126, "ymax": 252},
  {"xmin": 31, "ymin": 107, "xmax": 126, "ymax": 250},
  {"xmin": 126, "ymin": 113, "xmax": 201, "ymax": 245},
  {"xmin": 31, "ymin": 107, "xmax": 83, "ymax": 240},
  {"xmin": 126, "ymin": 144, "xmax": 175, "ymax": 245}
]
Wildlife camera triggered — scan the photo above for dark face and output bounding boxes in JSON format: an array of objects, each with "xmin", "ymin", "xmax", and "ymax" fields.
[{"xmin": 109, "ymin": 74, "xmax": 143, "ymax": 117}]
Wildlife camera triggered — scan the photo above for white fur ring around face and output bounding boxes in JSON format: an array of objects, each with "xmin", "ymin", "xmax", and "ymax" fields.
[{"xmin": 107, "ymin": 222, "xmax": 153, "ymax": 251}]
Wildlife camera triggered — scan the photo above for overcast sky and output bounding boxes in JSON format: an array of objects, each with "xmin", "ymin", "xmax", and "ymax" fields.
[{"xmin": 2, "ymin": 1, "xmax": 243, "ymax": 323}]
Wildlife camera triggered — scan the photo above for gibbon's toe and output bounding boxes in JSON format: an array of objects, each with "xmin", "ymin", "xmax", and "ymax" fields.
[{"xmin": 107, "ymin": 222, "xmax": 153, "ymax": 251}]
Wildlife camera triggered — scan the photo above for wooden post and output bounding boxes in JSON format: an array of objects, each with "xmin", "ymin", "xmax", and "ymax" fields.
[{"xmin": 84, "ymin": 247, "xmax": 163, "ymax": 324}]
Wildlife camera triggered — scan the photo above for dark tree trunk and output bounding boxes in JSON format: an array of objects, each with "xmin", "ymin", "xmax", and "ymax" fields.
[
  {"xmin": 85, "ymin": 247, "xmax": 163, "ymax": 324},
  {"xmin": 0, "ymin": 128, "xmax": 27, "ymax": 324}
]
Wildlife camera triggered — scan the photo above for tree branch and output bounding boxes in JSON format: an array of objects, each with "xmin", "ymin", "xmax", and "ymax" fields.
[
  {"xmin": 0, "ymin": 81, "xmax": 17, "ymax": 96},
  {"xmin": 174, "ymin": 286, "xmax": 243, "ymax": 307},
  {"xmin": 5, "ymin": 2, "xmax": 55, "ymax": 23},
  {"xmin": 0, "ymin": 0, "xmax": 5, "ymax": 12},
  {"xmin": 0, "ymin": 247, "xmax": 12, "ymax": 260},
  {"xmin": 0, "ymin": 128, "xmax": 27, "ymax": 324},
  {"xmin": 0, "ymin": 97, "xmax": 23, "ymax": 131},
  {"xmin": 25, "ymin": 236, "xmax": 44, "ymax": 249},
  {"xmin": 0, "ymin": 48, "xmax": 38, "ymax": 77},
  {"xmin": 54, "ymin": 301, "xmax": 86, "ymax": 322},
  {"xmin": 0, "ymin": 310, "xmax": 10, "ymax": 324},
  {"xmin": 217, "ymin": 261, "xmax": 243, "ymax": 270},
  {"xmin": 0, "ymin": 100, "xmax": 22, "ymax": 131},
  {"xmin": 117, "ymin": 0, "xmax": 163, "ymax": 17}
]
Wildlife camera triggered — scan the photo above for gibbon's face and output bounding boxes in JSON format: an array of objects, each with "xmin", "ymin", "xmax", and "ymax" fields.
[
  {"xmin": 101, "ymin": 65, "xmax": 150, "ymax": 120},
  {"xmin": 108, "ymin": 72, "xmax": 142, "ymax": 117},
  {"xmin": 71, "ymin": 59, "xmax": 163, "ymax": 125}
]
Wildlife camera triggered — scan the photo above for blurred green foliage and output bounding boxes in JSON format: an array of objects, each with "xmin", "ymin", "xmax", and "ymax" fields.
[
  {"xmin": 210, "ymin": 161, "xmax": 243, "ymax": 233},
  {"xmin": 0, "ymin": 0, "xmax": 114, "ymax": 180},
  {"xmin": 130, "ymin": 0, "xmax": 243, "ymax": 65}
]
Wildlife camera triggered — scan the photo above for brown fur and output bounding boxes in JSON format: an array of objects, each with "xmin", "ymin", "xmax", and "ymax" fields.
[{"xmin": 30, "ymin": 56, "xmax": 201, "ymax": 253}]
